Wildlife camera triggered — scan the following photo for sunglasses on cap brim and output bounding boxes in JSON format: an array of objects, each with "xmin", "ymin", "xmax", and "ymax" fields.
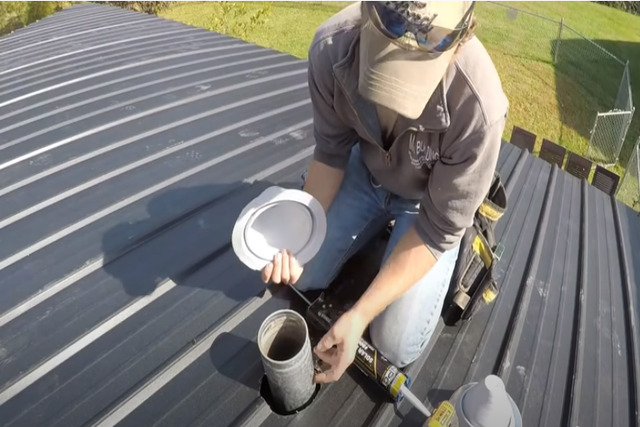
[{"xmin": 365, "ymin": 1, "xmax": 476, "ymax": 54}]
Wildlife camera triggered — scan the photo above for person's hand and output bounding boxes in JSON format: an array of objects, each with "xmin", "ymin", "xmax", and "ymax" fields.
[
  {"xmin": 313, "ymin": 309, "xmax": 368, "ymax": 384},
  {"xmin": 261, "ymin": 249, "xmax": 304, "ymax": 285}
]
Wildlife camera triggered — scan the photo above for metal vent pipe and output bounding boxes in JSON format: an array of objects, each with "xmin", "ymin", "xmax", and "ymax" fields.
[{"xmin": 257, "ymin": 309, "xmax": 315, "ymax": 413}]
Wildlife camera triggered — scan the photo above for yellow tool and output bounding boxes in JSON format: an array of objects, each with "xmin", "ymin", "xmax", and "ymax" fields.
[{"xmin": 426, "ymin": 400, "xmax": 457, "ymax": 427}]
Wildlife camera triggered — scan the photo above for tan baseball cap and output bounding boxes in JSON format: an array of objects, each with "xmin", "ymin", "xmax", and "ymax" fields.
[{"xmin": 359, "ymin": 1, "xmax": 473, "ymax": 120}]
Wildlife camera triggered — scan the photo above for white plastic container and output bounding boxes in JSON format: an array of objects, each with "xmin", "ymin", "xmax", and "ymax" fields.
[{"xmin": 448, "ymin": 375, "xmax": 522, "ymax": 427}]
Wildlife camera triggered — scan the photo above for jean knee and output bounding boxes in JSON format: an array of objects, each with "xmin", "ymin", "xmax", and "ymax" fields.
[{"xmin": 369, "ymin": 320, "xmax": 433, "ymax": 368}]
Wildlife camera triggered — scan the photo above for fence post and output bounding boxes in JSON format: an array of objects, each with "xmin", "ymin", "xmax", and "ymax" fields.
[
  {"xmin": 613, "ymin": 61, "xmax": 634, "ymax": 165},
  {"xmin": 554, "ymin": 17, "xmax": 564, "ymax": 63},
  {"xmin": 588, "ymin": 113, "xmax": 598, "ymax": 157}
]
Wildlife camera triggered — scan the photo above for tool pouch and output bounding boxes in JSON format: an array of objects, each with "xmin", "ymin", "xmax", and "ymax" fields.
[{"xmin": 442, "ymin": 172, "xmax": 507, "ymax": 326}]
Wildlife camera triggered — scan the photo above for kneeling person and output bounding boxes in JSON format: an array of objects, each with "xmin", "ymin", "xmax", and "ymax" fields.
[{"xmin": 262, "ymin": 1, "xmax": 508, "ymax": 384}]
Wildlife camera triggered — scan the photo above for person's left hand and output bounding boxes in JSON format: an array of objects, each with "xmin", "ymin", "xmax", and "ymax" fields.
[{"xmin": 313, "ymin": 309, "xmax": 369, "ymax": 384}]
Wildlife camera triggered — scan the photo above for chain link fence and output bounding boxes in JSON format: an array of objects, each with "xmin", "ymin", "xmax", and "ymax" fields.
[
  {"xmin": 485, "ymin": 2, "xmax": 636, "ymax": 209},
  {"xmin": 587, "ymin": 62, "xmax": 635, "ymax": 165},
  {"xmin": 617, "ymin": 140, "xmax": 640, "ymax": 211},
  {"xmin": 488, "ymin": 3, "xmax": 633, "ymax": 161}
]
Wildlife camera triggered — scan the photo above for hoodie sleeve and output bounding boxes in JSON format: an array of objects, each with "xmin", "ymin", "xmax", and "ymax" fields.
[
  {"xmin": 414, "ymin": 115, "xmax": 506, "ymax": 259},
  {"xmin": 307, "ymin": 42, "xmax": 358, "ymax": 170}
]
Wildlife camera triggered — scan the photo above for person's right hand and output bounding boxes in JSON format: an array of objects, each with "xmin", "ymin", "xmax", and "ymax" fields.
[{"xmin": 261, "ymin": 249, "xmax": 304, "ymax": 285}]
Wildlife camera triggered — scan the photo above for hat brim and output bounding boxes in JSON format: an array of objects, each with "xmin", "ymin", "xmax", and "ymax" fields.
[
  {"xmin": 358, "ymin": 18, "xmax": 455, "ymax": 120},
  {"xmin": 232, "ymin": 186, "xmax": 327, "ymax": 271}
]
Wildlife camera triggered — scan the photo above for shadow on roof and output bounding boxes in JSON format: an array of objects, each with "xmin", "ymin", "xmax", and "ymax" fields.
[{"xmin": 100, "ymin": 178, "xmax": 301, "ymax": 299}]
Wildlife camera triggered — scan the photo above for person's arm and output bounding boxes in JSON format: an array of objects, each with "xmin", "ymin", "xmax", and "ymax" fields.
[
  {"xmin": 351, "ymin": 225, "xmax": 435, "ymax": 323},
  {"xmin": 303, "ymin": 159, "xmax": 344, "ymax": 213},
  {"xmin": 262, "ymin": 160, "xmax": 343, "ymax": 285},
  {"xmin": 314, "ymin": 116, "xmax": 506, "ymax": 384},
  {"xmin": 262, "ymin": 34, "xmax": 355, "ymax": 285},
  {"xmin": 313, "ymin": 225, "xmax": 435, "ymax": 383},
  {"xmin": 304, "ymin": 34, "xmax": 357, "ymax": 188},
  {"xmin": 352, "ymin": 117, "xmax": 506, "ymax": 321}
]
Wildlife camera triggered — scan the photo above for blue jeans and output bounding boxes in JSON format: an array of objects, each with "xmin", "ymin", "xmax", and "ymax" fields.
[{"xmin": 296, "ymin": 144, "xmax": 460, "ymax": 368}]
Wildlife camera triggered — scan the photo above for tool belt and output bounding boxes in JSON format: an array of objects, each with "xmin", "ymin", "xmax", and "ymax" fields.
[{"xmin": 442, "ymin": 172, "xmax": 507, "ymax": 326}]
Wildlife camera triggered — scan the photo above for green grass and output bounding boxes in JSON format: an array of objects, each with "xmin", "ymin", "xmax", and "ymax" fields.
[
  {"xmin": 473, "ymin": 4, "xmax": 638, "ymax": 147},
  {"xmin": 159, "ymin": 2, "xmax": 351, "ymax": 58},
  {"xmin": 0, "ymin": 1, "xmax": 73, "ymax": 35},
  {"xmin": 474, "ymin": 1, "xmax": 640, "ymax": 209},
  {"xmin": 159, "ymin": 1, "xmax": 640, "ymax": 210}
]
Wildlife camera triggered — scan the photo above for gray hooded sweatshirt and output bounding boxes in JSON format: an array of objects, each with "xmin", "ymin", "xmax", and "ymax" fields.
[{"xmin": 307, "ymin": 4, "xmax": 509, "ymax": 258}]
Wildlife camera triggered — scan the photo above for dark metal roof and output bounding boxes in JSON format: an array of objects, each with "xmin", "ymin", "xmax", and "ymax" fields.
[{"xmin": 1, "ymin": 4, "xmax": 639, "ymax": 427}]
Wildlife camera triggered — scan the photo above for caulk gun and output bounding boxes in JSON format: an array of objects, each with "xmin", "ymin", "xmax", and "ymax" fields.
[{"xmin": 289, "ymin": 285, "xmax": 456, "ymax": 426}]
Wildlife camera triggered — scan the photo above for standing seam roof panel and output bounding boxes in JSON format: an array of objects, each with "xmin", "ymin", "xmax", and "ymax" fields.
[{"xmin": 1, "ymin": 4, "xmax": 639, "ymax": 427}]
